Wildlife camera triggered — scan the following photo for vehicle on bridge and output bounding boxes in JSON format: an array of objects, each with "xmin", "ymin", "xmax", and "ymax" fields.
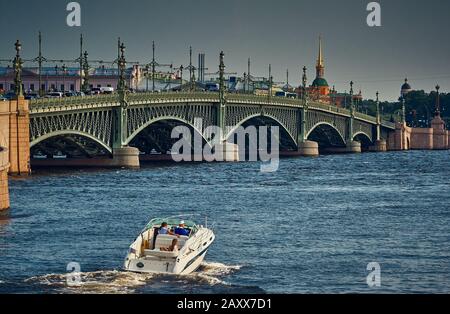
[
  {"xmin": 100, "ymin": 86, "xmax": 115, "ymax": 94},
  {"xmin": 205, "ymin": 82, "xmax": 219, "ymax": 92},
  {"xmin": 45, "ymin": 92, "xmax": 63, "ymax": 98},
  {"xmin": 124, "ymin": 216, "xmax": 215, "ymax": 275},
  {"xmin": 275, "ymin": 91, "xmax": 297, "ymax": 99}
]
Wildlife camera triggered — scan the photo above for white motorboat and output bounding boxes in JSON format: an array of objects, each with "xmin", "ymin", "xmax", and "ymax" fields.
[{"xmin": 124, "ymin": 216, "xmax": 215, "ymax": 275}]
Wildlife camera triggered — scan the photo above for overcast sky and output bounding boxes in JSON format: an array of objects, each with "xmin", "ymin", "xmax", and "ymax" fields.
[{"xmin": 1, "ymin": 0, "xmax": 449, "ymax": 101}]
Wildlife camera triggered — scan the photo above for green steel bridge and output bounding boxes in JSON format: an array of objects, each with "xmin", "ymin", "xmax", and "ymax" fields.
[{"xmin": 28, "ymin": 91, "xmax": 396, "ymax": 159}]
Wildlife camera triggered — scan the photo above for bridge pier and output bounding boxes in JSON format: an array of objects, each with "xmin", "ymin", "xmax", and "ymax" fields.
[
  {"xmin": 369, "ymin": 139, "xmax": 387, "ymax": 152},
  {"xmin": 112, "ymin": 147, "xmax": 140, "ymax": 168},
  {"xmin": 0, "ymin": 148, "xmax": 9, "ymax": 212},
  {"xmin": 322, "ymin": 141, "xmax": 362, "ymax": 154},
  {"xmin": 217, "ymin": 142, "xmax": 240, "ymax": 162},
  {"xmin": 298, "ymin": 141, "xmax": 319, "ymax": 157}
]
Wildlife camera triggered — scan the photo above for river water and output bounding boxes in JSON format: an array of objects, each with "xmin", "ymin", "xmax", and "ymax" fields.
[{"xmin": 0, "ymin": 151, "xmax": 449, "ymax": 294}]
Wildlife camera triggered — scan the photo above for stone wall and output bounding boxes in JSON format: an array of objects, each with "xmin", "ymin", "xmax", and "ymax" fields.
[
  {"xmin": 8, "ymin": 97, "xmax": 30, "ymax": 175},
  {"xmin": 410, "ymin": 128, "xmax": 433, "ymax": 150},
  {"xmin": 0, "ymin": 102, "xmax": 10, "ymax": 211},
  {"xmin": 387, "ymin": 123, "xmax": 411, "ymax": 151},
  {"xmin": 389, "ymin": 118, "xmax": 449, "ymax": 151},
  {"xmin": 0, "ymin": 97, "xmax": 30, "ymax": 212}
]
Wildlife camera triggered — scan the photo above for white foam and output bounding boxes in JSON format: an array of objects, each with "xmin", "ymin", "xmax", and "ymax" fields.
[
  {"xmin": 25, "ymin": 270, "xmax": 155, "ymax": 294},
  {"xmin": 181, "ymin": 261, "xmax": 242, "ymax": 286},
  {"xmin": 24, "ymin": 262, "xmax": 242, "ymax": 293}
]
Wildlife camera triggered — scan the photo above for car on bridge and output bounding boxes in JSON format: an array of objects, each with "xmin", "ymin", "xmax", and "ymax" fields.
[
  {"xmin": 45, "ymin": 92, "xmax": 63, "ymax": 98},
  {"xmin": 25, "ymin": 92, "xmax": 40, "ymax": 100},
  {"xmin": 100, "ymin": 87, "xmax": 115, "ymax": 94}
]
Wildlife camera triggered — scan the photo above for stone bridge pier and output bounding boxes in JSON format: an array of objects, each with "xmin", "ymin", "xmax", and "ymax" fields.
[{"xmin": 0, "ymin": 96, "xmax": 31, "ymax": 212}]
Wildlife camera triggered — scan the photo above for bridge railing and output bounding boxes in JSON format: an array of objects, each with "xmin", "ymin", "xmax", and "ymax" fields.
[
  {"xmin": 29, "ymin": 94, "xmax": 119, "ymax": 106},
  {"xmin": 127, "ymin": 91, "xmax": 220, "ymax": 103},
  {"xmin": 28, "ymin": 91, "xmax": 395, "ymax": 129},
  {"xmin": 354, "ymin": 111, "xmax": 377, "ymax": 124}
]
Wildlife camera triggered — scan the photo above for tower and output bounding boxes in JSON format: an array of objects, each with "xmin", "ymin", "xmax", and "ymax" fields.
[
  {"xmin": 316, "ymin": 35, "xmax": 325, "ymax": 79},
  {"xmin": 311, "ymin": 36, "xmax": 329, "ymax": 97},
  {"xmin": 401, "ymin": 78, "xmax": 412, "ymax": 98}
]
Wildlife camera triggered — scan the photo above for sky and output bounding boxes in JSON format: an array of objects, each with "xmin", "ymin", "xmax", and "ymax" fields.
[{"xmin": 1, "ymin": 0, "xmax": 450, "ymax": 101}]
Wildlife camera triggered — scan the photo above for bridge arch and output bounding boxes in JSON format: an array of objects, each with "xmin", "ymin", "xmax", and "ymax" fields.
[
  {"xmin": 125, "ymin": 116, "xmax": 207, "ymax": 146},
  {"xmin": 353, "ymin": 132, "xmax": 373, "ymax": 144},
  {"xmin": 306, "ymin": 122, "xmax": 346, "ymax": 147},
  {"xmin": 225, "ymin": 113, "xmax": 297, "ymax": 146},
  {"xmin": 30, "ymin": 130, "xmax": 112, "ymax": 154}
]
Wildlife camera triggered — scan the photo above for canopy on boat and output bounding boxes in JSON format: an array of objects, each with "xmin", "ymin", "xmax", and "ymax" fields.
[{"xmin": 144, "ymin": 217, "xmax": 198, "ymax": 232}]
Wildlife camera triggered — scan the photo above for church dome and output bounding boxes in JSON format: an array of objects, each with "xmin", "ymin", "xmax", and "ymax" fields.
[
  {"xmin": 312, "ymin": 77, "xmax": 329, "ymax": 87},
  {"xmin": 401, "ymin": 78, "xmax": 412, "ymax": 96}
]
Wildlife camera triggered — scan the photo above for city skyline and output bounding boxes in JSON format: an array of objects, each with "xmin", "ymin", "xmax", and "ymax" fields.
[{"xmin": 1, "ymin": 0, "xmax": 450, "ymax": 101}]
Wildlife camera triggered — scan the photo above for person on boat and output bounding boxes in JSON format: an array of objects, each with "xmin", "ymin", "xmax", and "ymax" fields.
[
  {"xmin": 158, "ymin": 222, "xmax": 175, "ymax": 236},
  {"xmin": 160, "ymin": 238, "xmax": 179, "ymax": 253},
  {"xmin": 174, "ymin": 221, "xmax": 190, "ymax": 236}
]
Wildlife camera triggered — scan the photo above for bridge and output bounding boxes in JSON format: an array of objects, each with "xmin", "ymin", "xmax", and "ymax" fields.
[{"xmin": 27, "ymin": 90, "xmax": 395, "ymax": 168}]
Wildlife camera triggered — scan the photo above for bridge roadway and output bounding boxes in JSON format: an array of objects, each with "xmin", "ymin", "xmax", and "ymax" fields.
[{"xmin": 28, "ymin": 91, "xmax": 395, "ymax": 167}]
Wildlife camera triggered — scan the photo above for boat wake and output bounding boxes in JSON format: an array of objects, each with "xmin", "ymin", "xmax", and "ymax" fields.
[{"xmin": 24, "ymin": 261, "xmax": 242, "ymax": 294}]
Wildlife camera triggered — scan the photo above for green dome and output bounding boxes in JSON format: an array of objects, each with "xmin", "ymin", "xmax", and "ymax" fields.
[{"xmin": 312, "ymin": 77, "xmax": 329, "ymax": 87}]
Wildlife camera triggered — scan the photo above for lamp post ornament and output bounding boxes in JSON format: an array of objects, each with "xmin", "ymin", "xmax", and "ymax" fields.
[
  {"xmin": 376, "ymin": 91, "xmax": 381, "ymax": 141},
  {"xmin": 118, "ymin": 42, "xmax": 127, "ymax": 94},
  {"xmin": 376, "ymin": 91, "xmax": 380, "ymax": 123},
  {"xmin": 13, "ymin": 40, "xmax": 24, "ymax": 98},
  {"xmin": 218, "ymin": 51, "xmax": 226, "ymax": 133},
  {"xmin": 401, "ymin": 95, "xmax": 406, "ymax": 124},
  {"xmin": 302, "ymin": 66, "xmax": 308, "ymax": 110},
  {"xmin": 350, "ymin": 81, "xmax": 355, "ymax": 117},
  {"xmin": 435, "ymin": 84, "xmax": 441, "ymax": 117},
  {"xmin": 299, "ymin": 66, "xmax": 308, "ymax": 143},
  {"xmin": 82, "ymin": 51, "xmax": 90, "ymax": 93},
  {"xmin": 219, "ymin": 51, "xmax": 226, "ymax": 107}
]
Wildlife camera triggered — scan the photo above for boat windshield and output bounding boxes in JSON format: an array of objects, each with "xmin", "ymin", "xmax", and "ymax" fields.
[{"xmin": 144, "ymin": 217, "xmax": 198, "ymax": 233}]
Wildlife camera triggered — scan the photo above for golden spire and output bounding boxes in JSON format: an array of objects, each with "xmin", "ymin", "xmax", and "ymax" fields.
[{"xmin": 317, "ymin": 35, "xmax": 324, "ymax": 68}]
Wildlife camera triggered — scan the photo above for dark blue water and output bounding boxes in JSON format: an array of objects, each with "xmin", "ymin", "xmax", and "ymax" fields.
[{"xmin": 0, "ymin": 151, "xmax": 449, "ymax": 294}]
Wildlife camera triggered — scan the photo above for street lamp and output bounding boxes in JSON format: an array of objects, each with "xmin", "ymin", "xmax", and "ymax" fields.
[
  {"xmin": 54, "ymin": 65, "xmax": 59, "ymax": 91},
  {"xmin": 62, "ymin": 64, "xmax": 67, "ymax": 93},
  {"xmin": 179, "ymin": 65, "xmax": 184, "ymax": 89},
  {"xmin": 13, "ymin": 40, "xmax": 24, "ymax": 97},
  {"xmin": 145, "ymin": 64, "xmax": 150, "ymax": 92}
]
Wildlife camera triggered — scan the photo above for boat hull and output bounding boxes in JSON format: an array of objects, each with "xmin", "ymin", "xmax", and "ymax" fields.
[{"xmin": 124, "ymin": 226, "xmax": 215, "ymax": 275}]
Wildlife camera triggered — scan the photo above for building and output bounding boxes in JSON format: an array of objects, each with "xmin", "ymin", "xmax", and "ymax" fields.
[
  {"xmin": 0, "ymin": 65, "xmax": 142, "ymax": 94},
  {"xmin": 401, "ymin": 78, "xmax": 413, "ymax": 98},
  {"xmin": 309, "ymin": 36, "xmax": 330, "ymax": 100},
  {"xmin": 294, "ymin": 37, "xmax": 363, "ymax": 106}
]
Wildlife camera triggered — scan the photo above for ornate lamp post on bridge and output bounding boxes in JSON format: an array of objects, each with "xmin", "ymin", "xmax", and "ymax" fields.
[
  {"xmin": 376, "ymin": 91, "xmax": 381, "ymax": 142},
  {"xmin": 54, "ymin": 65, "xmax": 59, "ymax": 91},
  {"xmin": 62, "ymin": 64, "xmax": 67, "ymax": 93},
  {"xmin": 81, "ymin": 51, "xmax": 90, "ymax": 93},
  {"xmin": 297, "ymin": 66, "xmax": 319, "ymax": 157},
  {"xmin": 401, "ymin": 95, "xmax": 406, "ymax": 125},
  {"xmin": 109, "ymin": 40, "xmax": 140, "ymax": 168},
  {"xmin": 218, "ymin": 51, "xmax": 226, "ymax": 133},
  {"xmin": 298, "ymin": 66, "xmax": 308, "ymax": 144},
  {"xmin": 345, "ymin": 81, "xmax": 361, "ymax": 153},
  {"xmin": 13, "ymin": 40, "xmax": 24, "ymax": 98},
  {"xmin": 268, "ymin": 64, "xmax": 273, "ymax": 102},
  {"xmin": 434, "ymin": 85, "xmax": 441, "ymax": 117},
  {"xmin": 349, "ymin": 81, "xmax": 355, "ymax": 138},
  {"xmin": 373, "ymin": 91, "xmax": 387, "ymax": 152}
]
